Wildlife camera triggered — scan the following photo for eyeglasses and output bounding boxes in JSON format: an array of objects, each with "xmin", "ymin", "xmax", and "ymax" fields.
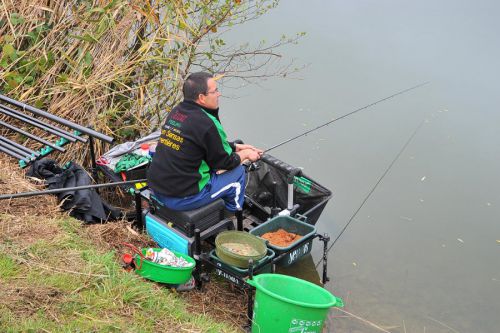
[{"xmin": 204, "ymin": 88, "xmax": 219, "ymax": 95}]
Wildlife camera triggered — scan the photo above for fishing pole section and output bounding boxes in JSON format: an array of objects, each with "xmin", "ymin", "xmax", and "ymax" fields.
[
  {"xmin": 265, "ymin": 82, "xmax": 429, "ymax": 153},
  {"xmin": 315, "ymin": 119, "xmax": 427, "ymax": 268}
]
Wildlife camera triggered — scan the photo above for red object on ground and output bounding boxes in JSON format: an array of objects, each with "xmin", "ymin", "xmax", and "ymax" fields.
[{"xmin": 122, "ymin": 253, "xmax": 133, "ymax": 264}]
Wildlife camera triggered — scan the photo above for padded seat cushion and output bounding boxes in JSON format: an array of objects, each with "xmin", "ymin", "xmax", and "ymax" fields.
[{"xmin": 150, "ymin": 197, "xmax": 225, "ymax": 236}]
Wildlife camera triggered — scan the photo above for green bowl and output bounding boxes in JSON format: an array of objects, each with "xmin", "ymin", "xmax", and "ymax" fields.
[
  {"xmin": 134, "ymin": 248, "xmax": 196, "ymax": 284},
  {"xmin": 215, "ymin": 231, "xmax": 267, "ymax": 268}
]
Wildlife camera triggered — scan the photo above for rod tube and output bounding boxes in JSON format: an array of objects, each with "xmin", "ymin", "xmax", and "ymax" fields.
[
  {"xmin": 0, "ymin": 94, "xmax": 113, "ymax": 143},
  {"xmin": 0, "ymin": 105, "xmax": 77, "ymax": 142},
  {"xmin": 0, "ymin": 136, "xmax": 40, "ymax": 156},
  {"xmin": 0, "ymin": 120, "xmax": 65, "ymax": 152},
  {"xmin": 0, "ymin": 179, "xmax": 147, "ymax": 200}
]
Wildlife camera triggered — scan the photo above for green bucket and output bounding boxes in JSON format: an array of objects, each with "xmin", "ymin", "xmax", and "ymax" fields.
[
  {"xmin": 215, "ymin": 231, "xmax": 267, "ymax": 268},
  {"xmin": 134, "ymin": 248, "xmax": 196, "ymax": 284},
  {"xmin": 247, "ymin": 274, "xmax": 343, "ymax": 333}
]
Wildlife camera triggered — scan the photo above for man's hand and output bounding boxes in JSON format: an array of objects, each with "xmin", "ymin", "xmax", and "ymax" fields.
[
  {"xmin": 235, "ymin": 143, "xmax": 263, "ymax": 154},
  {"xmin": 236, "ymin": 148, "xmax": 262, "ymax": 164}
]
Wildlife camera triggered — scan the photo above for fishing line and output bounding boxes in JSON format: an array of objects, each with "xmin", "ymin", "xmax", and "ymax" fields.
[
  {"xmin": 315, "ymin": 119, "xmax": 426, "ymax": 268},
  {"xmin": 265, "ymin": 82, "xmax": 429, "ymax": 153}
]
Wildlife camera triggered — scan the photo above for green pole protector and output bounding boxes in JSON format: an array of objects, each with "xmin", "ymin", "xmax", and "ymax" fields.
[{"xmin": 294, "ymin": 176, "xmax": 312, "ymax": 193}]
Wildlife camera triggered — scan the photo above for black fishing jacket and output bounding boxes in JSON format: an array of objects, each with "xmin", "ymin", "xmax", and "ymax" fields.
[{"xmin": 147, "ymin": 100, "xmax": 240, "ymax": 197}]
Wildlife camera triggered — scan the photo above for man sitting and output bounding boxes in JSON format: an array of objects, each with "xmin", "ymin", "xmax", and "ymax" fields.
[{"xmin": 147, "ymin": 72, "xmax": 262, "ymax": 212}]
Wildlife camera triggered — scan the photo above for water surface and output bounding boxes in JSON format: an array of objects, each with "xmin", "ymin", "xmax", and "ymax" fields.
[{"xmin": 221, "ymin": 1, "xmax": 500, "ymax": 332}]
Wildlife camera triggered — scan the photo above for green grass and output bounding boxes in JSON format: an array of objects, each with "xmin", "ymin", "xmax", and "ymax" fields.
[
  {"xmin": 0, "ymin": 217, "xmax": 238, "ymax": 333},
  {"xmin": 0, "ymin": 253, "xmax": 19, "ymax": 280}
]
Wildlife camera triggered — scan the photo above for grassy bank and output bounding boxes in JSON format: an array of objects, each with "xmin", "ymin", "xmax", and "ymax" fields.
[
  {"xmin": 0, "ymin": 213, "xmax": 239, "ymax": 333},
  {"xmin": 0, "ymin": 158, "xmax": 243, "ymax": 332}
]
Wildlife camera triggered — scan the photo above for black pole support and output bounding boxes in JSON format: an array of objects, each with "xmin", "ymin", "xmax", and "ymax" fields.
[
  {"xmin": 193, "ymin": 229, "xmax": 203, "ymax": 290},
  {"xmin": 133, "ymin": 189, "xmax": 143, "ymax": 231},
  {"xmin": 236, "ymin": 209, "xmax": 243, "ymax": 231},
  {"xmin": 194, "ymin": 228, "xmax": 201, "ymax": 258},
  {"xmin": 87, "ymin": 131, "xmax": 99, "ymax": 188},
  {"xmin": 321, "ymin": 233, "xmax": 330, "ymax": 284},
  {"xmin": 271, "ymin": 181, "xmax": 280, "ymax": 217},
  {"xmin": 247, "ymin": 259, "xmax": 255, "ymax": 327}
]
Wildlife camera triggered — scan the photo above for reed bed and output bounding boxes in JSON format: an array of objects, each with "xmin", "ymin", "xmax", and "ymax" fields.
[{"xmin": 0, "ymin": 0, "xmax": 292, "ymax": 166}]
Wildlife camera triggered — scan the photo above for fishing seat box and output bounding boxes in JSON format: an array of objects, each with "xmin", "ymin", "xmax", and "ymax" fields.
[
  {"xmin": 149, "ymin": 197, "xmax": 226, "ymax": 236},
  {"xmin": 144, "ymin": 211, "xmax": 234, "ymax": 256}
]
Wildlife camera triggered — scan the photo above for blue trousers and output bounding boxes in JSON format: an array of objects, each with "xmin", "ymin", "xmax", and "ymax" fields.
[{"xmin": 153, "ymin": 165, "xmax": 246, "ymax": 212}]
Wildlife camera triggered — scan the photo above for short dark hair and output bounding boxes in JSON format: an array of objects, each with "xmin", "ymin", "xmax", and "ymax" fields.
[{"xmin": 183, "ymin": 72, "xmax": 213, "ymax": 101}]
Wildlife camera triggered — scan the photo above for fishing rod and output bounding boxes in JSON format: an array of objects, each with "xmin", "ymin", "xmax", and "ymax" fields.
[
  {"xmin": 0, "ymin": 179, "xmax": 147, "ymax": 200},
  {"xmin": 265, "ymin": 82, "xmax": 429, "ymax": 153},
  {"xmin": 315, "ymin": 119, "xmax": 426, "ymax": 268}
]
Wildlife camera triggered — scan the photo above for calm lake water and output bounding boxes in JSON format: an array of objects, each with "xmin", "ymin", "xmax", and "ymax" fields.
[{"xmin": 221, "ymin": 1, "xmax": 500, "ymax": 332}]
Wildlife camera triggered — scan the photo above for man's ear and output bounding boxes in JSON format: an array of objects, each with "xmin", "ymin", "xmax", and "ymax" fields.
[{"xmin": 196, "ymin": 94, "xmax": 206, "ymax": 106}]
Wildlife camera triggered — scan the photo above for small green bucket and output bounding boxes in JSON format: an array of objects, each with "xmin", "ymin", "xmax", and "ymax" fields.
[
  {"xmin": 215, "ymin": 231, "xmax": 267, "ymax": 268},
  {"xmin": 134, "ymin": 248, "xmax": 195, "ymax": 284},
  {"xmin": 247, "ymin": 274, "xmax": 343, "ymax": 333}
]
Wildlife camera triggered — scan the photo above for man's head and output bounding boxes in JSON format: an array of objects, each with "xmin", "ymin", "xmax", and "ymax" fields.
[{"xmin": 183, "ymin": 72, "xmax": 221, "ymax": 109}]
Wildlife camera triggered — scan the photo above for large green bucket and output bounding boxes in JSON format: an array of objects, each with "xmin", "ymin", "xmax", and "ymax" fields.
[{"xmin": 247, "ymin": 274, "xmax": 343, "ymax": 333}]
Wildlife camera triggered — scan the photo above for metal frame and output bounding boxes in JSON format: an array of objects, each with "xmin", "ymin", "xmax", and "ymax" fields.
[{"xmin": 193, "ymin": 230, "xmax": 330, "ymax": 328}]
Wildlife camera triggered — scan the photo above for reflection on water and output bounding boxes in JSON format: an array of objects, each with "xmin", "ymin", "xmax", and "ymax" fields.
[
  {"xmin": 221, "ymin": 0, "xmax": 500, "ymax": 332},
  {"xmin": 276, "ymin": 254, "xmax": 322, "ymax": 286}
]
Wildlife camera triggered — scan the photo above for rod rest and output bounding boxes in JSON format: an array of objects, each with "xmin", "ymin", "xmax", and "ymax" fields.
[
  {"xmin": 261, "ymin": 154, "xmax": 302, "ymax": 178},
  {"xmin": 150, "ymin": 197, "xmax": 225, "ymax": 237}
]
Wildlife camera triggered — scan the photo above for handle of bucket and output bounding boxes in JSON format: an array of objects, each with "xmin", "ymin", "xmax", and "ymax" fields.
[
  {"xmin": 246, "ymin": 278, "xmax": 256, "ymax": 288},
  {"xmin": 121, "ymin": 242, "xmax": 144, "ymax": 270},
  {"xmin": 333, "ymin": 296, "xmax": 344, "ymax": 308}
]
